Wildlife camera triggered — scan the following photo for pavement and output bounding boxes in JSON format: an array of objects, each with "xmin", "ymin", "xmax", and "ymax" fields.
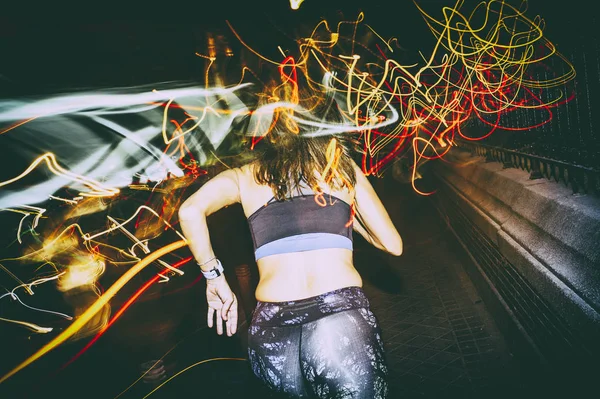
[{"xmin": 358, "ymin": 177, "xmax": 526, "ymax": 398}]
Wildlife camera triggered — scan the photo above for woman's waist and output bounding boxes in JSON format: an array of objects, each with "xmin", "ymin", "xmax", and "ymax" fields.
[
  {"xmin": 251, "ymin": 286, "xmax": 369, "ymax": 327},
  {"xmin": 255, "ymin": 249, "xmax": 361, "ymax": 302}
]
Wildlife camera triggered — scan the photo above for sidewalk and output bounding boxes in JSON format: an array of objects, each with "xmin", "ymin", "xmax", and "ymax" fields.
[{"xmin": 356, "ymin": 177, "xmax": 526, "ymax": 398}]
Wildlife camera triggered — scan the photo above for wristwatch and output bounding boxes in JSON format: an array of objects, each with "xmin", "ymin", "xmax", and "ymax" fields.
[{"xmin": 200, "ymin": 259, "xmax": 224, "ymax": 280}]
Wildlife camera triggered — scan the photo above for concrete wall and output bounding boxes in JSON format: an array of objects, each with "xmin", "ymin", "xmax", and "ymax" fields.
[{"xmin": 430, "ymin": 148, "xmax": 600, "ymax": 364}]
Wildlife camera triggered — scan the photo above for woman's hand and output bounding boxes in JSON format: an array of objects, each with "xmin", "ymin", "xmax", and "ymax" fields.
[{"xmin": 206, "ymin": 275, "xmax": 238, "ymax": 336}]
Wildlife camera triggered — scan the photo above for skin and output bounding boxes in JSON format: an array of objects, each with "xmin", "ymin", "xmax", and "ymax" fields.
[{"xmin": 178, "ymin": 160, "xmax": 402, "ymax": 336}]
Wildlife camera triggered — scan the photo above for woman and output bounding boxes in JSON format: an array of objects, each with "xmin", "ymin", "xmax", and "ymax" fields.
[{"xmin": 178, "ymin": 108, "xmax": 402, "ymax": 398}]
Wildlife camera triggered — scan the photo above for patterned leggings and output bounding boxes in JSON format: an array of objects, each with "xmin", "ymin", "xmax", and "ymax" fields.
[{"xmin": 247, "ymin": 287, "xmax": 388, "ymax": 398}]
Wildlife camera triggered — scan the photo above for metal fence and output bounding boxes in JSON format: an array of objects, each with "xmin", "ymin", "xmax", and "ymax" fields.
[
  {"xmin": 470, "ymin": 8, "xmax": 600, "ymax": 171},
  {"xmin": 458, "ymin": 140, "xmax": 600, "ymax": 196}
]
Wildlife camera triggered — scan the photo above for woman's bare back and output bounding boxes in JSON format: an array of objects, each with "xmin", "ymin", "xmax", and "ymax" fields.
[{"xmin": 235, "ymin": 164, "xmax": 362, "ymax": 302}]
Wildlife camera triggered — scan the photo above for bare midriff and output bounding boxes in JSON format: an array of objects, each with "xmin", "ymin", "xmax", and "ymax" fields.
[{"xmin": 254, "ymin": 248, "xmax": 362, "ymax": 302}]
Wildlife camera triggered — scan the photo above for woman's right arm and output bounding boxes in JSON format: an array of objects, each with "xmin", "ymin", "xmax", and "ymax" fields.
[
  {"xmin": 352, "ymin": 162, "xmax": 403, "ymax": 256},
  {"xmin": 178, "ymin": 168, "xmax": 241, "ymax": 336}
]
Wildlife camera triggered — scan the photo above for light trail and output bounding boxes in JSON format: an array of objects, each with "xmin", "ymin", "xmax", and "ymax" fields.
[
  {"xmin": 0, "ymin": 240, "xmax": 187, "ymax": 384},
  {"xmin": 0, "ymin": 152, "xmax": 120, "ymax": 198},
  {"xmin": 0, "ymin": 1, "xmax": 577, "ymax": 386},
  {"xmin": 143, "ymin": 358, "xmax": 247, "ymax": 398},
  {"xmin": 59, "ymin": 256, "xmax": 193, "ymax": 369},
  {"xmin": 0, "ymin": 273, "xmax": 70, "ymax": 334}
]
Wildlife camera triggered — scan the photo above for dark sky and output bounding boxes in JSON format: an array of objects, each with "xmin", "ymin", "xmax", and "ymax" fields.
[
  {"xmin": 0, "ymin": 0, "xmax": 594, "ymax": 93},
  {"xmin": 0, "ymin": 0, "xmax": 443, "ymax": 92}
]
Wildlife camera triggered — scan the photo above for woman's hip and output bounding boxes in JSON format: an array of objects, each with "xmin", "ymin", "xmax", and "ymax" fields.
[
  {"xmin": 249, "ymin": 286, "xmax": 373, "ymax": 328},
  {"xmin": 246, "ymin": 288, "xmax": 388, "ymax": 398}
]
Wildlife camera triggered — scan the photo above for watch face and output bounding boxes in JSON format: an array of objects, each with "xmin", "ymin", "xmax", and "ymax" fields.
[{"xmin": 202, "ymin": 261, "xmax": 223, "ymax": 279}]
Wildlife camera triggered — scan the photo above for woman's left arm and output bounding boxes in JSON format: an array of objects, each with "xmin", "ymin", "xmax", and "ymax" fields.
[{"xmin": 178, "ymin": 168, "xmax": 241, "ymax": 336}]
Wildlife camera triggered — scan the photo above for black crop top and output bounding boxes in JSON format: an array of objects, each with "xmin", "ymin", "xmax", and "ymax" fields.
[{"xmin": 247, "ymin": 194, "xmax": 354, "ymax": 260}]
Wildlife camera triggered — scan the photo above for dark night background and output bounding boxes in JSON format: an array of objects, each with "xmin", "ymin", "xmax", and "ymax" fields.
[
  {"xmin": 0, "ymin": 1, "xmax": 598, "ymax": 398},
  {"xmin": 0, "ymin": 0, "xmax": 597, "ymax": 167}
]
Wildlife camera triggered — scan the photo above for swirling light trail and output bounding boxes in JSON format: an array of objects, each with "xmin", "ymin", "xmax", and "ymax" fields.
[
  {"xmin": 0, "ymin": 0, "xmax": 577, "ymax": 388},
  {"xmin": 0, "ymin": 273, "xmax": 69, "ymax": 333}
]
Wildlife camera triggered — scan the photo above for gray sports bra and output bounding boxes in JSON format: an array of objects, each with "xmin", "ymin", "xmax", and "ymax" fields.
[{"xmin": 247, "ymin": 187, "xmax": 353, "ymax": 260}]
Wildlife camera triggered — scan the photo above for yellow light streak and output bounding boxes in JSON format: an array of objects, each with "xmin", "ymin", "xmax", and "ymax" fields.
[
  {"xmin": 0, "ymin": 317, "xmax": 53, "ymax": 333},
  {"xmin": 0, "ymin": 240, "xmax": 187, "ymax": 384},
  {"xmin": 143, "ymin": 357, "xmax": 247, "ymax": 398},
  {"xmin": 0, "ymin": 153, "xmax": 119, "ymax": 198}
]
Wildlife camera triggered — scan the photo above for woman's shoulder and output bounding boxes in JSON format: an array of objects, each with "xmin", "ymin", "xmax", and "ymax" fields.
[
  {"xmin": 235, "ymin": 162, "xmax": 257, "ymax": 180},
  {"xmin": 227, "ymin": 162, "xmax": 261, "ymax": 192}
]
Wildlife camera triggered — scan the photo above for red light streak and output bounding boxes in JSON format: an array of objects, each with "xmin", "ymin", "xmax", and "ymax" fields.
[{"xmin": 60, "ymin": 256, "xmax": 194, "ymax": 370}]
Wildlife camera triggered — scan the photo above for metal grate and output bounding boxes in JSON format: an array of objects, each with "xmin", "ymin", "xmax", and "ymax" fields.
[
  {"xmin": 432, "ymin": 187, "xmax": 594, "ymax": 364},
  {"xmin": 457, "ymin": 141, "xmax": 600, "ymax": 196}
]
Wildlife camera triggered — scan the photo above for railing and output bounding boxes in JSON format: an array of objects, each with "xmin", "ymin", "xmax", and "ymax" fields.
[{"xmin": 457, "ymin": 140, "xmax": 600, "ymax": 196}]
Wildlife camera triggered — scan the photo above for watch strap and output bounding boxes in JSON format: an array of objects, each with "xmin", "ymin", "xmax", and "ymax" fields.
[{"xmin": 200, "ymin": 259, "xmax": 224, "ymax": 280}]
